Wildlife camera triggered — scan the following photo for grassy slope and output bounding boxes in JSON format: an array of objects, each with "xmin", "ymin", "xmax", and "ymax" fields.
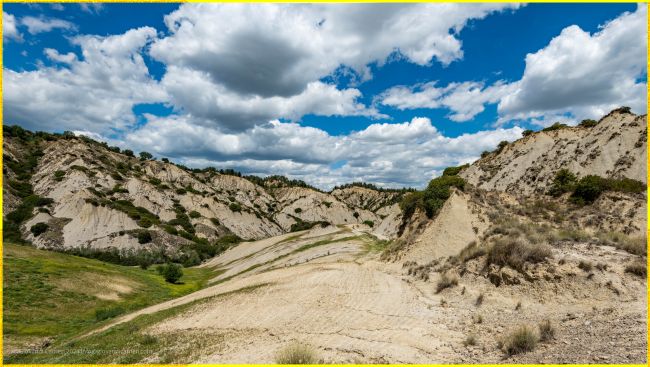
[{"xmin": 3, "ymin": 242, "xmax": 218, "ymax": 359}]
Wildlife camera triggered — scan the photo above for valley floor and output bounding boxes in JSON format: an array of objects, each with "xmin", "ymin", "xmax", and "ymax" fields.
[{"xmin": 4, "ymin": 224, "xmax": 647, "ymax": 364}]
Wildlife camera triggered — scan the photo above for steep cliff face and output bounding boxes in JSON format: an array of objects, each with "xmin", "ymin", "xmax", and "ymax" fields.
[
  {"xmin": 2, "ymin": 130, "xmax": 403, "ymax": 259},
  {"xmin": 389, "ymin": 110, "xmax": 647, "ymax": 263},
  {"xmin": 461, "ymin": 109, "xmax": 646, "ymax": 196}
]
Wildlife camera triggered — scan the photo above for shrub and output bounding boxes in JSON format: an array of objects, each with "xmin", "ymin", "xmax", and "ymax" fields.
[
  {"xmin": 538, "ymin": 320, "xmax": 555, "ymax": 342},
  {"xmin": 625, "ymin": 261, "xmax": 646, "ymax": 277},
  {"xmin": 578, "ymin": 261, "xmax": 593, "ymax": 272},
  {"xmin": 353, "ymin": 211, "xmax": 360, "ymax": 219},
  {"xmin": 501, "ymin": 325, "xmax": 538, "ymax": 356},
  {"xmin": 463, "ymin": 334, "xmax": 478, "ymax": 347},
  {"xmin": 486, "ymin": 240, "xmax": 552, "ymax": 272},
  {"xmin": 294, "ymin": 207, "xmax": 302, "ymax": 214},
  {"xmin": 175, "ymin": 188, "xmax": 187, "ymax": 195},
  {"xmin": 275, "ymin": 342, "xmax": 318, "ymax": 364},
  {"xmin": 149, "ymin": 177, "xmax": 162, "ymax": 186},
  {"xmin": 442, "ymin": 164, "xmax": 469, "ymax": 176},
  {"xmin": 137, "ymin": 231, "xmax": 152, "ymax": 244},
  {"xmin": 188, "ymin": 210, "xmax": 201, "ymax": 219},
  {"xmin": 496, "ymin": 140, "xmax": 509, "ymax": 153},
  {"xmin": 229, "ymin": 202, "xmax": 242, "ymax": 212},
  {"xmin": 400, "ymin": 175, "xmax": 466, "ymax": 220},
  {"xmin": 570, "ymin": 175, "xmax": 607, "ymax": 204},
  {"xmin": 161, "ymin": 158, "xmax": 169, "ymax": 163},
  {"xmin": 210, "ymin": 218, "xmax": 220, "ymax": 226},
  {"xmin": 542, "ymin": 122, "xmax": 568, "ymax": 132},
  {"xmin": 54, "ymin": 170, "xmax": 66, "ymax": 179},
  {"xmin": 548, "ymin": 169, "xmax": 577, "ymax": 197},
  {"xmin": 436, "ymin": 273, "xmax": 458, "ymax": 293},
  {"xmin": 157, "ymin": 263, "xmax": 183, "ymax": 284},
  {"xmin": 139, "ymin": 151, "xmax": 153, "ymax": 160},
  {"xmin": 30, "ymin": 222, "xmax": 49, "ymax": 237},
  {"xmin": 522, "ymin": 129, "xmax": 534, "ymax": 137},
  {"xmin": 123, "ymin": 149, "xmax": 134, "ymax": 157},
  {"xmin": 363, "ymin": 220, "xmax": 374, "ymax": 227},
  {"xmin": 480, "ymin": 151, "xmax": 490, "ymax": 158},
  {"xmin": 138, "ymin": 217, "xmax": 153, "ymax": 228},
  {"xmin": 578, "ymin": 119, "xmax": 598, "ymax": 128},
  {"xmin": 95, "ymin": 306, "xmax": 125, "ymax": 321}
]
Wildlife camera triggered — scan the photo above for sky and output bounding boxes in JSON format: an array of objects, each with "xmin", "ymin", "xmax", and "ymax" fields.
[{"xmin": 3, "ymin": 3, "xmax": 647, "ymax": 189}]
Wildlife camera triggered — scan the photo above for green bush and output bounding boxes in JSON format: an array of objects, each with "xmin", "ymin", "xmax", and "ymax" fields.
[
  {"xmin": 542, "ymin": 122, "xmax": 568, "ymax": 132},
  {"xmin": 210, "ymin": 218, "xmax": 220, "ymax": 226},
  {"xmin": 229, "ymin": 202, "xmax": 242, "ymax": 212},
  {"xmin": 157, "ymin": 263, "xmax": 183, "ymax": 284},
  {"xmin": 137, "ymin": 231, "xmax": 152, "ymax": 244},
  {"xmin": 188, "ymin": 210, "xmax": 201, "ymax": 219},
  {"xmin": 570, "ymin": 175, "xmax": 607, "ymax": 204},
  {"xmin": 149, "ymin": 177, "xmax": 162, "ymax": 186},
  {"xmin": 30, "ymin": 222, "xmax": 49, "ymax": 237},
  {"xmin": 137, "ymin": 217, "xmax": 153, "ymax": 228},
  {"xmin": 363, "ymin": 220, "xmax": 374, "ymax": 227},
  {"xmin": 578, "ymin": 119, "xmax": 598, "ymax": 128},
  {"xmin": 400, "ymin": 174, "xmax": 466, "ymax": 220},
  {"xmin": 442, "ymin": 164, "xmax": 469, "ymax": 176},
  {"xmin": 548, "ymin": 169, "xmax": 577, "ymax": 197},
  {"xmin": 522, "ymin": 129, "xmax": 534, "ymax": 137},
  {"xmin": 123, "ymin": 149, "xmax": 134, "ymax": 157},
  {"xmin": 139, "ymin": 151, "xmax": 153, "ymax": 160},
  {"xmin": 294, "ymin": 207, "xmax": 302, "ymax": 214},
  {"xmin": 175, "ymin": 188, "xmax": 186, "ymax": 195},
  {"xmin": 496, "ymin": 141, "xmax": 509, "ymax": 153}
]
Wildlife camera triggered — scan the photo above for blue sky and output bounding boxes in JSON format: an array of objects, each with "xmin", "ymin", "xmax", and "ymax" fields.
[{"xmin": 3, "ymin": 3, "xmax": 647, "ymax": 188}]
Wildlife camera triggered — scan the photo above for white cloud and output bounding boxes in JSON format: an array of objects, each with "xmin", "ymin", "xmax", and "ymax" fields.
[
  {"xmin": 79, "ymin": 4, "xmax": 104, "ymax": 14},
  {"xmin": 124, "ymin": 115, "xmax": 523, "ymax": 189},
  {"xmin": 51, "ymin": 4, "xmax": 65, "ymax": 11},
  {"xmin": 21, "ymin": 15, "xmax": 77, "ymax": 34},
  {"xmin": 44, "ymin": 48, "xmax": 77, "ymax": 64},
  {"xmin": 379, "ymin": 81, "xmax": 515, "ymax": 122},
  {"xmin": 4, "ymin": 27, "xmax": 167, "ymax": 133},
  {"xmin": 150, "ymin": 3, "xmax": 520, "ymax": 98},
  {"xmin": 379, "ymin": 4, "xmax": 647, "ymax": 127},
  {"xmin": 3, "ymin": 12, "xmax": 22, "ymax": 41},
  {"xmin": 161, "ymin": 66, "xmax": 383, "ymax": 132},
  {"xmin": 497, "ymin": 4, "xmax": 647, "ymax": 123}
]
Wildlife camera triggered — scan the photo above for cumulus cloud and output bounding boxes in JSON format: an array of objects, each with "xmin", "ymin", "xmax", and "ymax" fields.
[
  {"xmin": 44, "ymin": 48, "xmax": 77, "ymax": 64},
  {"xmin": 4, "ymin": 27, "xmax": 167, "ymax": 133},
  {"xmin": 497, "ymin": 4, "xmax": 647, "ymax": 123},
  {"xmin": 150, "ymin": 3, "xmax": 520, "ymax": 99},
  {"xmin": 161, "ymin": 66, "xmax": 383, "ymax": 132},
  {"xmin": 21, "ymin": 15, "xmax": 77, "ymax": 34},
  {"xmin": 379, "ymin": 81, "xmax": 516, "ymax": 122},
  {"xmin": 3, "ymin": 12, "xmax": 22, "ymax": 41},
  {"xmin": 124, "ymin": 115, "xmax": 523, "ymax": 188},
  {"xmin": 379, "ymin": 4, "xmax": 647, "ymax": 127}
]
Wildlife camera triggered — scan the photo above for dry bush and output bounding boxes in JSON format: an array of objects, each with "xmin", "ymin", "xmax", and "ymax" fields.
[
  {"xmin": 486, "ymin": 239, "xmax": 552, "ymax": 271},
  {"xmin": 275, "ymin": 342, "xmax": 319, "ymax": 364},
  {"xmin": 578, "ymin": 261, "xmax": 593, "ymax": 272},
  {"xmin": 463, "ymin": 334, "xmax": 478, "ymax": 346},
  {"xmin": 501, "ymin": 325, "xmax": 538, "ymax": 356},
  {"xmin": 436, "ymin": 273, "xmax": 458, "ymax": 293},
  {"xmin": 538, "ymin": 319, "xmax": 555, "ymax": 342},
  {"xmin": 625, "ymin": 261, "xmax": 647, "ymax": 277}
]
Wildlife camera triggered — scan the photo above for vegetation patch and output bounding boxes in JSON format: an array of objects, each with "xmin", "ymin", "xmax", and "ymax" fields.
[
  {"xmin": 275, "ymin": 342, "xmax": 319, "ymax": 364},
  {"xmin": 400, "ymin": 174, "xmax": 465, "ymax": 221},
  {"xmin": 501, "ymin": 325, "xmax": 538, "ymax": 356},
  {"xmin": 486, "ymin": 239, "xmax": 552, "ymax": 272}
]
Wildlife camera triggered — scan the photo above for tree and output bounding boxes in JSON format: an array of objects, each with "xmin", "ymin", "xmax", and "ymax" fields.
[
  {"xmin": 30, "ymin": 222, "xmax": 49, "ymax": 237},
  {"xmin": 137, "ymin": 230, "xmax": 152, "ymax": 244},
  {"xmin": 157, "ymin": 263, "xmax": 183, "ymax": 283},
  {"xmin": 123, "ymin": 149, "xmax": 134, "ymax": 157},
  {"xmin": 139, "ymin": 151, "xmax": 153, "ymax": 160},
  {"xmin": 522, "ymin": 129, "xmax": 534, "ymax": 137}
]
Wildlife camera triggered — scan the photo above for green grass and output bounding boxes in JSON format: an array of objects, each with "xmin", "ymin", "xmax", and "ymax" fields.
[
  {"xmin": 6, "ymin": 283, "xmax": 270, "ymax": 364},
  {"xmin": 3, "ymin": 243, "xmax": 217, "ymax": 357}
]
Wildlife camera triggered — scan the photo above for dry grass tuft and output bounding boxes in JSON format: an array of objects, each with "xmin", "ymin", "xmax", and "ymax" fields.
[
  {"xmin": 436, "ymin": 273, "xmax": 458, "ymax": 293},
  {"xmin": 501, "ymin": 325, "xmax": 538, "ymax": 356},
  {"xmin": 538, "ymin": 319, "xmax": 555, "ymax": 342},
  {"xmin": 275, "ymin": 342, "xmax": 319, "ymax": 364},
  {"xmin": 624, "ymin": 261, "xmax": 647, "ymax": 277}
]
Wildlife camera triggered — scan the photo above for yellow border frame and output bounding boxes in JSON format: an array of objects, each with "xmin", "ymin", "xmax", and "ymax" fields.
[{"xmin": 0, "ymin": 1, "xmax": 647, "ymax": 366}]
